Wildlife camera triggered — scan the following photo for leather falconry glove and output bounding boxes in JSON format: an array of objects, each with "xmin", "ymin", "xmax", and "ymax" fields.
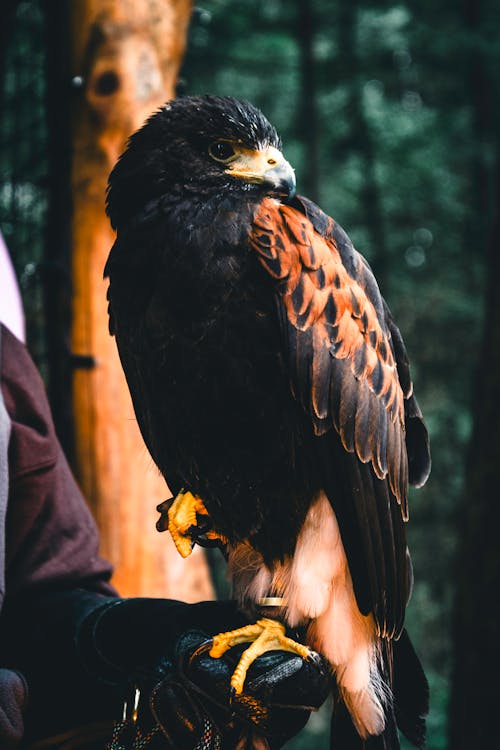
[{"xmin": 77, "ymin": 597, "xmax": 331, "ymax": 749}]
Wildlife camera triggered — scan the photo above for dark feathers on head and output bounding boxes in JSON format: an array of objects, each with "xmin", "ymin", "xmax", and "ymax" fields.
[{"xmin": 106, "ymin": 96, "xmax": 281, "ymax": 230}]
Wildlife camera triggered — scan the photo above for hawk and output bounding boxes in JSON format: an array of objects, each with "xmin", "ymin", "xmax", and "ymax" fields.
[{"xmin": 105, "ymin": 96, "xmax": 430, "ymax": 748}]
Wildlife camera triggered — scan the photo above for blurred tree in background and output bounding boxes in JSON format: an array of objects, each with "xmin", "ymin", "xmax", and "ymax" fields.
[
  {"xmin": 448, "ymin": 0, "xmax": 500, "ymax": 748},
  {"xmin": 1, "ymin": 1, "xmax": 499, "ymax": 748}
]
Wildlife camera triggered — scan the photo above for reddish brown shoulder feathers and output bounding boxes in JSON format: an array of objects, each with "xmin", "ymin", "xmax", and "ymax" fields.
[{"xmin": 249, "ymin": 198, "xmax": 409, "ymax": 515}]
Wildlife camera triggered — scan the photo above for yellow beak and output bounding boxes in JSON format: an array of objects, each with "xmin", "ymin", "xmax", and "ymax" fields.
[{"xmin": 225, "ymin": 145, "xmax": 296, "ymax": 198}]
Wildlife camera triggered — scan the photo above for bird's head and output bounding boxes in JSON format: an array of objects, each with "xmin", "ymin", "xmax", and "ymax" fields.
[{"xmin": 106, "ymin": 95, "xmax": 296, "ymax": 230}]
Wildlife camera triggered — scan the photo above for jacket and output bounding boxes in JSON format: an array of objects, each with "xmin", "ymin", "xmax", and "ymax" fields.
[{"xmin": 0, "ymin": 324, "xmax": 118, "ymax": 745}]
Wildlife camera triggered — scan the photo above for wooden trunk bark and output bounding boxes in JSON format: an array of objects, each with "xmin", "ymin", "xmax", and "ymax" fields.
[
  {"xmin": 70, "ymin": 0, "xmax": 214, "ymax": 601},
  {"xmin": 333, "ymin": 0, "xmax": 389, "ymax": 293},
  {"xmin": 450, "ymin": 0, "xmax": 500, "ymax": 743},
  {"xmin": 296, "ymin": 0, "xmax": 320, "ymax": 204}
]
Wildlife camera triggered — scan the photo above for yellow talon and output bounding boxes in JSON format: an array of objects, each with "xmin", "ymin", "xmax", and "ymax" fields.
[
  {"xmin": 210, "ymin": 617, "xmax": 311, "ymax": 695},
  {"xmin": 166, "ymin": 490, "xmax": 227, "ymax": 557},
  {"xmin": 167, "ymin": 490, "xmax": 209, "ymax": 558}
]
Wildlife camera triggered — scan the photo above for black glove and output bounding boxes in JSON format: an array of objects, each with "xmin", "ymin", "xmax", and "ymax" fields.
[
  {"xmin": 77, "ymin": 598, "xmax": 331, "ymax": 749},
  {"xmin": 0, "ymin": 669, "xmax": 28, "ymax": 750}
]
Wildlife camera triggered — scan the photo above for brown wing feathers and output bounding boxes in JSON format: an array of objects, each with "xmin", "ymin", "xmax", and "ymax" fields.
[{"xmin": 250, "ymin": 197, "xmax": 408, "ymax": 512}]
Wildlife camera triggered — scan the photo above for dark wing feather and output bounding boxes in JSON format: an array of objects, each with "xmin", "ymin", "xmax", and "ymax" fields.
[
  {"xmin": 382, "ymin": 300, "xmax": 431, "ymax": 488},
  {"xmin": 250, "ymin": 197, "xmax": 407, "ymax": 501},
  {"xmin": 250, "ymin": 196, "xmax": 429, "ymax": 636},
  {"xmin": 300, "ymin": 195, "xmax": 431, "ymax": 489},
  {"xmin": 104, "ymin": 235, "xmax": 183, "ymax": 495}
]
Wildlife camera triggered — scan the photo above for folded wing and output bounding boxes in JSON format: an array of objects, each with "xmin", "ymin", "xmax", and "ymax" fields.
[{"xmin": 249, "ymin": 196, "xmax": 430, "ymax": 636}]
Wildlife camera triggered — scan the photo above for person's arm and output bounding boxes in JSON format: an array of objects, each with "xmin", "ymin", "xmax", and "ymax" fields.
[{"xmin": 0, "ymin": 324, "xmax": 119, "ymax": 742}]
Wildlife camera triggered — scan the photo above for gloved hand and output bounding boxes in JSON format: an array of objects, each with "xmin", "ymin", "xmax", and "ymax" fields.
[
  {"xmin": 0, "ymin": 669, "xmax": 28, "ymax": 750},
  {"xmin": 77, "ymin": 598, "xmax": 330, "ymax": 749}
]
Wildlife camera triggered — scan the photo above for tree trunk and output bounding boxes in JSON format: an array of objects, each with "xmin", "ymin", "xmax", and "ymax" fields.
[
  {"xmin": 334, "ymin": 0, "xmax": 389, "ymax": 293},
  {"xmin": 70, "ymin": 0, "xmax": 214, "ymax": 601},
  {"xmin": 296, "ymin": 0, "xmax": 320, "ymax": 204},
  {"xmin": 450, "ymin": 145, "xmax": 500, "ymax": 750},
  {"xmin": 449, "ymin": 0, "xmax": 500, "ymax": 744}
]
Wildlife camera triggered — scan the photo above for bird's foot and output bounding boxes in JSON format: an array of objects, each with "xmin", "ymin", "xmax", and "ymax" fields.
[
  {"xmin": 167, "ymin": 490, "xmax": 210, "ymax": 558},
  {"xmin": 209, "ymin": 617, "xmax": 311, "ymax": 695},
  {"xmin": 162, "ymin": 490, "xmax": 225, "ymax": 558}
]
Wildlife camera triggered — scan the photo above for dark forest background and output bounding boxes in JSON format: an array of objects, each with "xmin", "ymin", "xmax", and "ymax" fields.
[{"xmin": 1, "ymin": 1, "xmax": 500, "ymax": 748}]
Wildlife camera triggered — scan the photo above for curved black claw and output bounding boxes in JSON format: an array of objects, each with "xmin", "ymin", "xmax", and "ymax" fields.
[
  {"xmin": 156, "ymin": 497, "xmax": 174, "ymax": 532},
  {"xmin": 188, "ymin": 639, "xmax": 214, "ymax": 665},
  {"xmin": 306, "ymin": 650, "xmax": 323, "ymax": 666},
  {"xmin": 189, "ymin": 517, "xmax": 227, "ymax": 552}
]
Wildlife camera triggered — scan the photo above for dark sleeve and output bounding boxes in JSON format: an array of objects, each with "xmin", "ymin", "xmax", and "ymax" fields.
[
  {"xmin": 1, "ymin": 325, "xmax": 115, "ymax": 596},
  {"xmin": 0, "ymin": 325, "xmax": 120, "ymax": 741}
]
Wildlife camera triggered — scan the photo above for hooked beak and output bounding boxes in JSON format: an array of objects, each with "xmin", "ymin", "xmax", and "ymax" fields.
[
  {"xmin": 262, "ymin": 159, "xmax": 296, "ymax": 200},
  {"xmin": 225, "ymin": 145, "xmax": 296, "ymax": 200}
]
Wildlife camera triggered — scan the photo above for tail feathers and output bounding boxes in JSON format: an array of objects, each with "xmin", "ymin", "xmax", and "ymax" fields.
[
  {"xmin": 331, "ymin": 697, "xmax": 400, "ymax": 750},
  {"xmin": 340, "ymin": 682, "xmax": 386, "ymax": 739},
  {"xmin": 393, "ymin": 629, "xmax": 429, "ymax": 748},
  {"xmin": 330, "ymin": 630, "xmax": 428, "ymax": 750}
]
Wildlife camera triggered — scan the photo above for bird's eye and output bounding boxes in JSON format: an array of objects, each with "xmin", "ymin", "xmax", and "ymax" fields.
[{"xmin": 209, "ymin": 141, "xmax": 236, "ymax": 163}]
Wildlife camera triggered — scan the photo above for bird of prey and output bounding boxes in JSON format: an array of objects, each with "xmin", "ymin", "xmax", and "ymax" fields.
[{"xmin": 105, "ymin": 95, "xmax": 431, "ymax": 748}]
